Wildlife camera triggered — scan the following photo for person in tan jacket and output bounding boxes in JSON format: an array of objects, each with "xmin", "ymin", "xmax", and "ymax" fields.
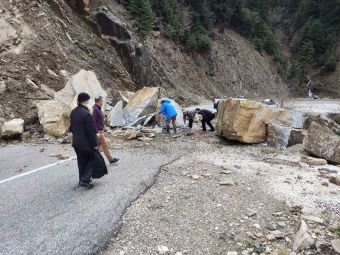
[{"xmin": 92, "ymin": 95, "xmax": 119, "ymax": 164}]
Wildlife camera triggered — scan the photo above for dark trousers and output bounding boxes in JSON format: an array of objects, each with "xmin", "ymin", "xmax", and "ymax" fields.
[
  {"xmin": 188, "ymin": 118, "xmax": 193, "ymax": 129},
  {"xmin": 75, "ymin": 149, "xmax": 95, "ymax": 183},
  {"xmin": 202, "ymin": 117, "xmax": 215, "ymax": 131}
]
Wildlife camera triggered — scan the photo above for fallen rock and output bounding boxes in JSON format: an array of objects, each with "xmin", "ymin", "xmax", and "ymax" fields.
[
  {"xmin": 303, "ymin": 117, "xmax": 340, "ymax": 164},
  {"xmin": 40, "ymin": 84, "xmax": 56, "ymax": 98},
  {"xmin": 108, "ymin": 100, "xmax": 124, "ymax": 126},
  {"xmin": 301, "ymin": 215, "xmax": 324, "ymax": 224},
  {"xmin": 111, "ymin": 90, "xmax": 135, "ymax": 107},
  {"xmin": 138, "ymin": 136, "xmax": 153, "ymax": 141},
  {"xmin": 329, "ymin": 175, "xmax": 340, "ymax": 186},
  {"xmin": 331, "ymin": 239, "xmax": 340, "ymax": 253},
  {"xmin": 1, "ymin": 118, "xmax": 24, "ymax": 138},
  {"xmin": 157, "ymin": 245, "xmax": 169, "ymax": 254},
  {"xmin": 216, "ymin": 99, "xmax": 295, "ymax": 143},
  {"xmin": 191, "ymin": 175, "xmax": 200, "ymax": 180},
  {"xmin": 110, "ymin": 87, "xmax": 159, "ymax": 127},
  {"xmin": 0, "ymin": 80, "xmax": 6, "ymax": 94},
  {"xmin": 36, "ymin": 100, "xmax": 71, "ymax": 137},
  {"xmin": 218, "ymin": 177, "xmax": 235, "ymax": 186},
  {"xmin": 123, "ymin": 129, "xmax": 138, "ymax": 140},
  {"xmin": 301, "ymin": 156, "xmax": 327, "ymax": 166},
  {"xmin": 293, "ymin": 220, "xmax": 315, "ymax": 251},
  {"xmin": 54, "ymin": 69, "xmax": 108, "ymax": 110},
  {"xmin": 267, "ymin": 121, "xmax": 291, "ymax": 150},
  {"xmin": 226, "ymin": 252, "xmax": 238, "ymax": 255}
]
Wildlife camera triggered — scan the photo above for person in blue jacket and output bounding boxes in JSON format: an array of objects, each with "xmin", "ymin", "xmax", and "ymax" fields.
[{"xmin": 159, "ymin": 99, "xmax": 177, "ymax": 134}]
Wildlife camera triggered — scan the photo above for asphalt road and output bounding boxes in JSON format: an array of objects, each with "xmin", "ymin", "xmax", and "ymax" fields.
[{"xmin": 0, "ymin": 143, "xmax": 173, "ymax": 255}]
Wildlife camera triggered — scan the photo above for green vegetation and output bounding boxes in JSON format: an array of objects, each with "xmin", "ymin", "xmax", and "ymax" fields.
[
  {"xmin": 124, "ymin": 0, "xmax": 155, "ymax": 38},
  {"xmin": 124, "ymin": 0, "xmax": 339, "ymax": 78}
]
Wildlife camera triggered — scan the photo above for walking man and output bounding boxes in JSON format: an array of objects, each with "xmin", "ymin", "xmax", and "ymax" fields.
[
  {"xmin": 92, "ymin": 95, "xmax": 119, "ymax": 164},
  {"xmin": 159, "ymin": 99, "xmax": 177, "ymax": 134},
  {"xmin": 70, "ymin": 92, "xmax": 108, "ymax": 189},
  {"xmin": 195, "ymin": 108, "xmax": 215, "ymax": 132}
]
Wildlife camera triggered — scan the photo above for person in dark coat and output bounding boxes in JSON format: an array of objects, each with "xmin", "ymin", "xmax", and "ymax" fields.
[
  {"xmin": 195, "ymin": 108, "xmax": 215, "ymax": 132},
  {"xmin": 70, "ymin": 92, "xmax": 108, "ymax": 189}
]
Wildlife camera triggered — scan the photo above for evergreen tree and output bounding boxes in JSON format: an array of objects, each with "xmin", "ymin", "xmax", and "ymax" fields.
[{"xmin": 125, "ymin": 0, "xmax": 155, "ymax": 38}]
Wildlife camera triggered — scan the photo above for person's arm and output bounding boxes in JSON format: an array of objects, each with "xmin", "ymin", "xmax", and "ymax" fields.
[
  {"xmin": 159, "ymin": 104, "xmax": 165, "ymax": 115},
  {"xmin": 84, "ymin": 114, "xmax": 99, "ymax": 149}
]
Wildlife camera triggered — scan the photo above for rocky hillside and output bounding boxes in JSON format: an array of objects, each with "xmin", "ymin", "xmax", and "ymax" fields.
[{"xmin": 0, "ymin": 0, "xmax": 287, "ymax": 129}]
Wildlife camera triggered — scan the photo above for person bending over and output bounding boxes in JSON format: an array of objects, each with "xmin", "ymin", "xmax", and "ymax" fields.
[{"xmin": 195, "ymin": 108, "xmax": 215, "ymax": 132}]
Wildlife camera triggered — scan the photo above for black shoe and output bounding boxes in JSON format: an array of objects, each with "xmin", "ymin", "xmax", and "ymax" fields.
[
  {"xmin": 79, "ymin": 182, "xmax": 94, "ymax": 189},
  {"xmin": 110, "ymin": 158, "xmax": 120, "ymax": 164}
]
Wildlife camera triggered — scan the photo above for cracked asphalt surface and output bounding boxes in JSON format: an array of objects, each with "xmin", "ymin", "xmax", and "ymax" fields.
[{"xmin": 0, "ymin": 143, "xmax": 173, "ymax": 255}]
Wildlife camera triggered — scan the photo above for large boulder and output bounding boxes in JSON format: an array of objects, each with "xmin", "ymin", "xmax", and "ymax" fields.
[
  {"xmin": 217, "ymin": 99, "xmax": 290, "ymax": 143},
  {"xmin": 110, "ymin": 87, "xmax": 159, "ymax": 127},
  {"xmin": 54, "ymin": 69, "xmax": 108, "ymax": 110},
  {"xmin": 267, "ymin": 121, "xmax": 306, "ymax": 150},
  {"xmin": 1, "ymin": 118, "xmax": 24, "ymax": 138},
  {"xmin": 36, "ymin": 100, "xmax": 71, "ymax": 137},
  {"xmin": 303, "ymin": 116, "xmax": 340, "ymax": 164}
]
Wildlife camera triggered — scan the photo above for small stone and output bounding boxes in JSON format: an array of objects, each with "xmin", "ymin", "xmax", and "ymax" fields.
[
  {"xmin": 266, "ymin": 234, "xmax": 276, "ymax": 241},
  {"xmin": 227, "ymin": 252, "xmax": 238, "ymax": 255},
  {"xmin": 301, "ymin": 215, "xmax": 324, "ymax": 224},
  {"xmin": 277, "ymin": 221, "xmax": 286, "ymax": 229},
  {"xmin": 272, "ymin": 211, "xmax": 284, "ymax": 216},
  {"xmin": 0, "ymin": 80, "xmax": 6, "ymax": 94},
  {"xmin": 301, "ymin": 156, "xmax": 327, "ymax": 166},
  {"xmin": 253, "ymin": 224, "xmax": 261, "ymax": 230},
  {"xmin": 331, "ymin": 239, "xmax": 340, "ymax": 253},
  {"xmin": 271, "ymin": 230, "xmax": 284, "ymax": 239},
  {"xmin": 241, "ymin": 251, "xmax": 249, "ymax": 255},
  {"xmin": 321, "ymin": 182, "xmax": 329, "ymax": 186},
  {"xmin": 267, "ymin": 223, "xmax": 278, "ymax": 231},
  {"xmin": 157, "ymin": 245, "xmax": 169, "ymax": 253},
  {"xmin": 247, "ymin": 211, "xmax": 257, "ymax": 217},
  {"xmin": 329, "ymin": 176, "xmax": 340, "ymax": 186},
  {"xmin": 255, "ymin": 232, "xmax": 264, "ymax": 238},
  {"xmin": 221, "ymin": 169, "xmax": 233, "ymax": 175},
  {"xmin": 218, "ymin": 177, "xmax": 235, "ymax": 186},
  {"xmin": 175, "ymin": 252, "xmax": 183, "ymax": 255},
  {"xmin": 191, "ymin": 175, "xmax": 200, "ymax": 180}
]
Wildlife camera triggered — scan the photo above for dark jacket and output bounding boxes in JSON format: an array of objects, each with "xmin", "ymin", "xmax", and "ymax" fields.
[
  {"xmin": 199, "ymin": 109, "xmax": 215, "ymax": 120},
  {"xmin": 70, "ymin": 105, "xmax": 99, "ymax": 151},
  {"xmin": 92, "ymin": 104, "xmax": 104, "ymax": 132}
]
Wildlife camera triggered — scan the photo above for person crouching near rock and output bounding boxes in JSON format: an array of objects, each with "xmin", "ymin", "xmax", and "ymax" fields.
[
  {"xmin": 92, "ymin": 95, "xmax": 119, "ymax": 164},
  {"xmin": 183, "ymin": 109, "xmax": 196, "ymax": 130},
  {"xmin": 70, "ymin": 92, "xmax": 108, "ymax": 189},
  {"xmin": 195, "ymin": 108, "xmax": 215, "ymax": 132},
  {"xmin": 159, "ymin": 99, "xmax": 177, "ymax": 134}
]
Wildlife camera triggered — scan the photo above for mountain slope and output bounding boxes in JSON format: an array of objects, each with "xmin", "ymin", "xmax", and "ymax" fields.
[{"xmin": 0, "ymin": 0, "xmax": 287, "ymax": 131}]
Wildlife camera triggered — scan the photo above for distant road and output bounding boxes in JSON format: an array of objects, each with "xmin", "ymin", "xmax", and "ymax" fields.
[
  {"xmin": 187, "ymin": 98, "xmax": 340, "ymax": 115},
  {"xmin": 285, "ymin": 99, "xmax": 340, "ymax": 114}
]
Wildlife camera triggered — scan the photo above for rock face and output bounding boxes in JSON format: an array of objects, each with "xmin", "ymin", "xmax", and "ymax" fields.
[
  {"xmin": 94, "ymin": 7, "xmax": 155, "ymax": 86},
  {"xmin": 110, "ymin": 87, "xmax": 160, "ymax": 127},
  {"xmin": 36, "ymin": 101, "xmax": 71, "ymax": 137},
  {"xmin": 1, "ymin": 118, "xmax": 24, "ymax": 138},
  {"xmin": 303, "ymin": 117, "xmax": 340, "ymax": 164},
  {"xmin": 216, "ymin": 99, "xmax": 289, "ymax": 143},
  {"xmin": 54, "ymin": 69, "xmax": 108, "ymax": 110}
]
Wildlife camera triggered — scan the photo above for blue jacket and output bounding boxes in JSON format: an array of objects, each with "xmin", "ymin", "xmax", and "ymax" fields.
[{"xmin": 159, "ymin": 99, "xmax": 177, "ymax": 120}]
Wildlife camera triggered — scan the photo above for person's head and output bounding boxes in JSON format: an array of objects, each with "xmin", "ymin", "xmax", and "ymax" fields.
[
  {"xmin": 195, "ymin": 108, "xmax": 200, "ymax": 113},
  {"xmin": 77, "ymin": 92, "xmax": 90, "ymax": 106},
  {"xmin": 95, "ymin": 95, "xmax": 104, "ymax": 106}
]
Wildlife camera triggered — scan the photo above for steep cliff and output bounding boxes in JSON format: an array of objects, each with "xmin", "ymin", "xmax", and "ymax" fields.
[{"xmin": 0, "ymin": 0, "xmax": 287, "ymax": 129}]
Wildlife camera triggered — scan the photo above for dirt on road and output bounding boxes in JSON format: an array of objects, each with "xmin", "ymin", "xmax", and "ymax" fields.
[{"xmin": 100, "ymin": 129, "xmax": 340, "ymax": 255}]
